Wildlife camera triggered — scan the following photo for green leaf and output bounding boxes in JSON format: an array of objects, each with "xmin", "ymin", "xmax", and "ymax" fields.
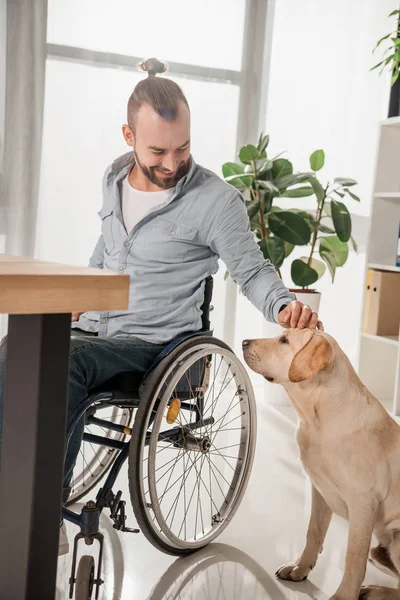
[
  {"xmin": 300, "ymin": 257, "xmax": 326, "ymax": 279},
  {"xmin": 309, "ymin": 177, "xmax": 325, "ymax": 204},
  {"xmin": 224, "ymin": 270, "xmax": 230, "ymax": 281},
  {"xmin": 262, "ymin": 192, "xmax": 274, "ymax": 214},
  {"xmin": 257, "ymin": 133, "xmax": 270, "ymax": 155},
  {"xmin": 222, "ymin": 162, "xmax": 244, "ymax": 178},
  {"xmin": 331, "ymin": 201, "xmax": 352, "ymax": 242},
  {"xmin": 389, "ymin": 9, "xmax": 400, "ymax": 17},
  {"xmin": 275, "ymin": 172, "xmax": 313, "ymax": 191},
  {"xmin": 284, "ymin": 242, "xmax": 295, "ymax": 258},
  {"xmin": 333, "ymin": 189, "xmax": 345, "ymax": 198},
  {"xmin": 319, "ymin": 249, "xmax": 336, "ymax": 283},
  {"xmin": 323, "ymin": 202, "xmax": 332, "ymax": 217},
  {"xmin": 344, "ymin": 187, "xmax": 360, "ymax": 202},
  {"xmin": 280, "ymin": 186, "xmax": 315, "ymax": 198},
  {"xmin": 318, "ymin": 223, "xmax": 335, "ymax": 234},
  {"xmin": 371, "ymin": 59, "xmax": 386, "ymax": 71},
  {"xmin": 225, "ymin": 173, "xmax": 253, "ymax": 188},
  {"xmin": 350, "ymin": 235, "xmax": 358, "ymax": 252},
  {"xmin": 257, "ymin": 180, "xmax": 279, "ymax": 194},
  {"xmin": 392, "ymin": 70, "xmax": 400, "ymax": 86},
  {"xmin": 268, "ymin": 211, "xmax": 311, "ymax": 245},
  {"xmin": 247, "ymin": 199, "xmax": 261, "ymax": 220},
  {"xmin": 374, "ymin": 33, "xmax": 392, "ymax": 49},
  {"xmin": 271, "ymin": 158, "xmax": 293, "ymax": 180},
  {"xmin": 320, "ymin": 236, "xmax": 349, "ymax": 267},
  {"xmin": 289, "ymin": 209, "xmax": 315, "ymax": 232},
  {"xmin": 258, "ymin": 237, "xmax": 285, "ymax": 269},
  {"xmin": 253, "ymin": 159, "xmax": 273, "ymax": 172},
  {"xmin": 291, "ymin": 259, "xmax": 319, "ymax": 287},
  {"xmin": 334, "ymin": 177, "xmax": 357, "ymax": 187},
  {"xmin": 239, "ymin": 144, "xmax": 260, "ymax": 165},
  {"xmin": 310, "ymin": 149, "xmax": 325, "ymax": 172}
]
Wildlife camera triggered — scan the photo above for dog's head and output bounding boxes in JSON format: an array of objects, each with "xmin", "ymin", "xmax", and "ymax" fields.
[{"xmin": 242, "ymin": 329, "xmax": 334, "ymax": 385}]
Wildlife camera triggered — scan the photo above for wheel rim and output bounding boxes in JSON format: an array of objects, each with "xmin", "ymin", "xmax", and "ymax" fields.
[
  {"xmin": 138, "ymin": 344, "xmax": 256, "ymax": 550},
  {"xmin": 69, "ymin": 405, "xmax": 132, "ymax": 503}
]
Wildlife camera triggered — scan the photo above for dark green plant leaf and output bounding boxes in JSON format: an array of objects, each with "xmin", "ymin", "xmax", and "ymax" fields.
[
  {"xmin": 253, "ymin": 159, "xmax": 273, "ymax": 172},
  {"xmin": 262, "ymin": 193, "xmax": 274, "ymax": 214},
  {"xmin": 239, "ymin": 144, "xmax": 260, "ymax": 164},
  {"xmin": 268, "ymin": 211, "xmax": 311, "ymax": 245},
  {"xmin": 310, "ymin": 149, "xmax": 325, "ymax": 172},
  {"xmin": 300, "ymin": 257, "xmax": 326, "ymax": 279},
  {"xmin": 258, "ymin": 237, "xmax": 285, "ymax": 269},
  {"xmin": 289, "ymin": 209, "xmax": 315, "ymax": 232},
  {"xmin": 389, "ymin": 9, "xmax": 400, "ymax": 16},
  {"xmin": 344, "ymin": 187, "xmax": 360, "ymax": 202},
  {"xmin": 331, "ymin": 200, "xmax": 352, "ymax": 242},
  {"xmin": 247, "ymin": 199, "xmax": 261, "ymax": 220},
  {"xmin": 350, "ymin": 235, "xmax": 358, "ymax": 252},
  {"xmin": 291, "ymin": 259, "xmax": 319, "ymax": 287},
  {"xmin": 309, "ymin": 177, "xmax": 325, "ymax": 203},
  {"xmin": 257, "ymin": 133, "xmax": 270, "ymax": 154},
  {"xmin": 334, "ymin": 177, "xmax": 357, "ymax": 187},
  {"xmin": 284, "ymin": 242, "xmax": 295, "ymax": 258},
  {"xmin": 269, "ymin": 206, "xmax": 283, "ymax": 213},
  {"xmin": 374, "ymin": 33, "xmax": 391, "ymax": 49},
  {"xmin": 275, "ymin": 172, "xmax": 313, "ymax": 191},
  {"xmin": 280, "ymin": 186, "xmax": 314, "ymax": 198},
  {"xmin": 320, "ymin": 236, "xmax": 349, "ymax": 266},
  {"xmin": 271, "ymin": 158, "xmax": 293, "ymax": 180},
  {"xmin": 319, "ymin": 249, "xmax": 336, "ymax": 283},
  {"xmin": 392, "ymin": 70, "xmax": 400, "ymax": 86}
]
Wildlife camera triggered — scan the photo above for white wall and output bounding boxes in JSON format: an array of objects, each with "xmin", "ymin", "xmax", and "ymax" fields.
[{"xmin": 234, "ymin": 0, "xmax": 394, "ymax": 368}]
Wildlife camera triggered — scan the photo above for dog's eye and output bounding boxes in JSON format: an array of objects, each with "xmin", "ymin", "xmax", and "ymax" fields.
[{"xmin": 279, "ymin": 336, "xmax": 289, "ymax": 344}]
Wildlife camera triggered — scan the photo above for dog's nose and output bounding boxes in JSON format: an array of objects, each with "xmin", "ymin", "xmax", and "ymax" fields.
[{"xmin": 242, "ymin": 339, "xmax": 251, "ymax": 349}]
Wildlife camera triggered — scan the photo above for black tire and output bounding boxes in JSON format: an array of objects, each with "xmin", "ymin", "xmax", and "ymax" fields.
[
  {"xmin": 75, "ymin": 555, "xmax": 95, "ymax": 600},
  {"xmin": 128, "ymin": 335, "xmax": 255, "ymax": 556}
]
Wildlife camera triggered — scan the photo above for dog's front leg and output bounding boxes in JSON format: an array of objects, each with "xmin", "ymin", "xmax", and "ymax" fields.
[
  {"xmin": 277, "ymin": 485, "xmax": 332, "ymax": 582},
  {"xmin": 330, "ymin": 499, "xmax": 378, "ymax": 600}
]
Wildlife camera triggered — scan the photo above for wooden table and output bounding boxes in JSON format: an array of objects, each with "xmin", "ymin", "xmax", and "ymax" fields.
[{"xmin": 0, "ymin": 255, "xmax": 129, "ymax": 600}]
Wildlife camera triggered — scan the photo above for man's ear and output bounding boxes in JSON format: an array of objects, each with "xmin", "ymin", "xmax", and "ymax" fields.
[{"xmin": 289, "ymin": 334, "xmax": 333, "ymax": 383}]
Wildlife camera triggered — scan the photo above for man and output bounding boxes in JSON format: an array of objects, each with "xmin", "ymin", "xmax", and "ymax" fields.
[{"xmin": 0, "ymin": 57, "xmax": 322, "ymax": 555}]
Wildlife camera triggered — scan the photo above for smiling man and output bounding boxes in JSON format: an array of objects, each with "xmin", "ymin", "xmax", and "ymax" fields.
[{"xmin": 0, "ymin": 57, "xmax": 322, "ymax": 556}]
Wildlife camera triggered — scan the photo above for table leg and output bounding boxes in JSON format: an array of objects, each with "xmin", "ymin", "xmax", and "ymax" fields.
[{"xmin": 0, "ymin": 314, "xmax": 71, "ymax": 600}]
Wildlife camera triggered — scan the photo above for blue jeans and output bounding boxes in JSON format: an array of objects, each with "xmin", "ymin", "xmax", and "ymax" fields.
[{"xmin": 0, "ymin": 330, "xmax": 166, "ymax": 503}]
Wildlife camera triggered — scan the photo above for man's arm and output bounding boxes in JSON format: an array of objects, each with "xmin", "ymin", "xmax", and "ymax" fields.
[
  {"xmin": 208, "ymin": 190, "xmax": 296, "ymax": 323},
  {"xmin": 89, "ymin": 235, "xmax": 106, "ymax": 269}
]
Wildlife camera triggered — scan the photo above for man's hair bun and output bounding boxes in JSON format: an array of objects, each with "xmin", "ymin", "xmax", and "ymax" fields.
[{"xmin": 138, "ymin": 57, "xmax": 168, "ymax": 76}]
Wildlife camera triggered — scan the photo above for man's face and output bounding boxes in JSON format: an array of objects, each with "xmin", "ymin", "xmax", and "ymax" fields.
[{"xmin": 123, "ymin": 102, "xmax": 191, "ymax": 189}]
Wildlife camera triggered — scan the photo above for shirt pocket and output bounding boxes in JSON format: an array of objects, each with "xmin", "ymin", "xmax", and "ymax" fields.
[
  {"xmin": 136, "ymin": 217, "xmax": 198, "ymax": 263},
  {"xmin": 98, "ymin": 207, "xmax": 115, "ymax": 253}
]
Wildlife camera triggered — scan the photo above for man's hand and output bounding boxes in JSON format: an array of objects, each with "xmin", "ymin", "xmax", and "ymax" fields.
[
  {"xmin": 278, "ymin": 301, "xmax": 324, "ymax": 331},
  {"xmin": 71, "ymin": 312, "xmax": 83, "ymax": 322}
]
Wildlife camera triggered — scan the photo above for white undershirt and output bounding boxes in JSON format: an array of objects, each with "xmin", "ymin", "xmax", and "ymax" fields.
[{"xmin": 121, "ymin": 175, "xmax": 174, "ymax": 233}]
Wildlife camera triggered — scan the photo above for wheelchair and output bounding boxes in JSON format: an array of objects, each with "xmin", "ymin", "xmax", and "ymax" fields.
[{"xmin": 63, "ymin": 277, "xmax": 257, "ymax": 600}]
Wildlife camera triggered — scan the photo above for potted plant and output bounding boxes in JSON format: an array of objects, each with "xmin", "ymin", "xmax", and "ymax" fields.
[
  {"xmin": 222, "ymin": 137, "xmax": 359, "ymax": 313},
  {"xmin": 371, "ymin": 8, "xmax": 400, "ymax": 116},
  {"xmin": 288, "ymin": 149, "xmax": 359, "ymax": 311}
]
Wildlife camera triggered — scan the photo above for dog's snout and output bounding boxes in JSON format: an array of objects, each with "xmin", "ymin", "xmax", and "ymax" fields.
[{"xmin": 242, "ymin": 339, "xmax": 251, "ymax": 349}]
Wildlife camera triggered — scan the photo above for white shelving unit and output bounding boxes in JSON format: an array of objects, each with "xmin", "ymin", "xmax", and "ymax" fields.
[{"xmin": 359, "ymin": 118, "xmax": 400, "ymax": 416}]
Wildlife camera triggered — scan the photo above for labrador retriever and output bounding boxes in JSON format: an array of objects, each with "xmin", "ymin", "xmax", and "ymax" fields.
[{"xmin": 242, "ymin": 328, "xmax": 400, "ymax": 600}]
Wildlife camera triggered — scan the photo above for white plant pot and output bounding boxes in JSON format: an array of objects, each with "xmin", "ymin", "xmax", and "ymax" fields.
[{"xmin": 290, "ymin": 290, "xmax": 322, "ymax": 314}]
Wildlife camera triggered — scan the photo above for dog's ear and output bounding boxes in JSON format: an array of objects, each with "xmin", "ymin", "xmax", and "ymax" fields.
[{"xmin": 289, "ymin": 334, "xmax": 333, "ymax": 383}]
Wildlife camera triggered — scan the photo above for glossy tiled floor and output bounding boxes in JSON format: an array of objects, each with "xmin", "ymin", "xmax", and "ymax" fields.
[{"xmin": 56, "ymin": 398, "xmax": 397, "ymax": 600}]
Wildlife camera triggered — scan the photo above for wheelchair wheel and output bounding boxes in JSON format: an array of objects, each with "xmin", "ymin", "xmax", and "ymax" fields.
[
  {"xmin": 67, "ymin": 404, "xmax": 133, "ymax": 506},
  {"xmin": 129, "ymin": 336, "xmax": 256, "ymax": 555},
  {"xmin": 75, "ymin": 555, "xmax": 94, "ymax": 600}
]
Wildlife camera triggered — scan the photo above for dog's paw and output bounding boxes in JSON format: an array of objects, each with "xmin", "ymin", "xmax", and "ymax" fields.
[
  {"xmin": 275, "ymin": 562, "xmax": 311, "ymax": 582},
  {"xmin": 359, "ymin": 586, "xmax": 399, "ymax": 599}
]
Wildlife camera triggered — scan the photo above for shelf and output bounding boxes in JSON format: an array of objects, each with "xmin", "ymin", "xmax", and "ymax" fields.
[
  {"xmin": 361, "ymin": 332, "xmax": 399, "ymax": 347},
  {"xmin": 374, "ymin": 192, "xmax": 400, "ymax": 199},
  {"xmin": 368, "ymin": 263, "xmax": 400, "ymax": 273},
  {"xmin": 380, "ymin": 117, "xmax": 400, "ymax": 127}
]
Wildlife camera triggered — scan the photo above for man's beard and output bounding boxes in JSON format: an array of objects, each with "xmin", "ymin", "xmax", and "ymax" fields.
[{"xmin": 134, "ymin": 150, "xmax": 191, "ymax": 189}]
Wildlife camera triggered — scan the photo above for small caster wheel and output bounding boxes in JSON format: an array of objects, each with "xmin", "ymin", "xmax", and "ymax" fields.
[{"xmin": 75, "ymin": 555, "xmax": 95, "ymax": 600}]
